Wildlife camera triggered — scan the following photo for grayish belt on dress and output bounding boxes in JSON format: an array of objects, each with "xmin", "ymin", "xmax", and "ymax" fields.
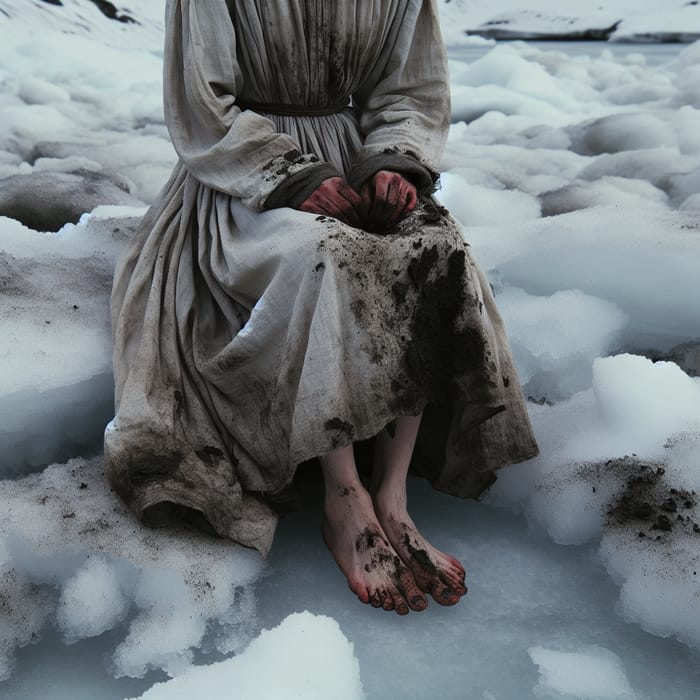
[{"xmin": 236, "ymin": 98, "xmax": 351, "ymax": 117}]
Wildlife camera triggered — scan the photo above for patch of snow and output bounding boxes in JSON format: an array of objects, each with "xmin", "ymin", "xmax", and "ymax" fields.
[
  {"xmin": 528, "ymin": 645, "xmax": 637, "ymax": 699},
  {"xmin": 0, "ymin": 458, "xmax": 263, "ymax": 681},
  {"xmin": 489, "ymin": 355, "xmax": 700, "ymax": 649},
  {"xmin": 437, "ymin": 1, "xmax": 700, "ymax": 45},
  {"xmin": 496, "ymin": 287, "xmax": 628, "ymax": 401},
  {"xmin": 0, "ymin": 213, "xmax": 132, "ymax": 477},
  {"xmin": 128, "ymin": 612, "xmax": 365, "ymax": 700}
]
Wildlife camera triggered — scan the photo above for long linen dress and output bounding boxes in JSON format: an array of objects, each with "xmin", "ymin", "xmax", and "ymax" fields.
[{"xmin": 104, "ymin": 0, "xmax": 539, "ymax": 555}]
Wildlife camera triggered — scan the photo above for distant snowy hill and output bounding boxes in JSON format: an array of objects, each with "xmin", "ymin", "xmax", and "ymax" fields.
[
  {"xmin": 3, "ymin": 1, "xmax": 700, "ymax": 48},
  {"xmin": 440, "ymin": 0, "xmax": 700, "ymax": 45},
  {"xmin": 0, "ymin": 0, "xmax": 164, "ymax": 49}
]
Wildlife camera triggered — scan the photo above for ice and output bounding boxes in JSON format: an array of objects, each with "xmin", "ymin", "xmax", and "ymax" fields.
[
  {"xmin": 592, "ymin": 355, "xmax": 700, "ymax": 447},
  {"xmin": 599, "ymin": 520, "xmax": 700, "ymax": 652},
  {"xmin": 0, "ymin": 0, "xmax": 165, "ymax": 50},
  {"xmin": 57, "ymin": 557, "xmax": 130, "ymax": 643},
  {"xmin": 469, "ymin": 207, "xmax": 700, "ymax": 352},
  {"xmin": 129, "ymin": 612, "xmax": 365, "ymax": 700},
  {"xmin": 0, "ymin": 171, "xmax": 142, "ymax": 231},
  {"xmin": 615, "ymin": 8, "xmax": 700, "ymax": 44},
  {"xmin": 437, "ymin": 1, "xmax": 700, "ymax": 45},
  {"xmin": 2, "ymin": 477, "xmax": 700, "ymax": 699},
  {"xmin": 567, "ymin": 113, "xmax": 678, "ymax": 155},
  {"xmin": 489, "ymin": 355, "xmax": 700, "ymax": 649},
  {"xmin": 528, "ymin": 646, "xmax": 636, "ymax": 699},
  {"xmin": 438, "ymin": 171, "xmax": 542, "ymax": 226},
  {"xmin": 495, "ymin": 288, "xmax": 628, "ymax": 400},
  {"xmin": 2, "ymin": 2, "xmax": 700, "ymax": 698},
  {"xmin": 0, "ymin": 457, "xmax": 263, "ymax": 681},
  {"xmin": 540, "ymin": 176, "xmax": 668, "ymax": 216},
  {"xmin": 247, "ymin": 484, "xmax": 700, "ymax": 700},
  {"xmin": 0, "ymin": 213, "xmax": 132, "ymax": 476},
  {"xmin": 0, "ymin": 9, "xmax": 175, "ymax": 211},
  {"xmin": 449, "ymin": 44, "xmax": 590, "ymax": 125}
]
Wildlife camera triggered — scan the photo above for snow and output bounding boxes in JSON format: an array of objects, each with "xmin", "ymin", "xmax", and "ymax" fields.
[
  {"xmin": 528, "ymin": 646, "xmax": 636, "ymax": 700},
  {"xmin": 128, "ymin": 612, "xmax": 365, "ymax": 700},
  {"xmin": 1, "ymin": 1, "xmax": 700, "ymax": 699},
  {"xmin": 488, "ymin": 354, "xmax": 700, "ymax": 650},
  {"xmin": 0, "ymin": 213, "xmax": 136, "ymax": 476},
  {"xmin": 437, "ymin": 1, "xmax": 700, "ymax": 46},
  {"xmin": 495, "ymin": 288, "xmax": 627, "ymax": 400},
  {"xmin": 0, "ymin": 458, "xmax": 262, "ymax": 682}
]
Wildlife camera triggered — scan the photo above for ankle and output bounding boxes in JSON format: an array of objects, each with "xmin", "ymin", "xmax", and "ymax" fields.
[
  {"xmin": 324, "ymin": 478, "xmax": 370, "ymax": 514},
  {"xmin": 372, "ymin": 480, "xmax": 407, "ymax": 517}
]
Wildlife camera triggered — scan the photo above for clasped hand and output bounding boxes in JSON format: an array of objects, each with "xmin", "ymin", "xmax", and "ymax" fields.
[{"xmin": 299, "ymin": 170, "xmax": 418, "ymax": 232}]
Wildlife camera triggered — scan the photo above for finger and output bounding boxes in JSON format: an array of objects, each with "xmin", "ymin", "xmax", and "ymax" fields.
[
  {"xmin": 405, "ymin": 182, "xmax": 418, "ymax": 210},
  {"xmin": 337, "ymin": 187, "xmax": 366, "ymax": 227},
  {"xmin": 311, "ymin": 183, "xmax": 364, "ymax": 227},
  {"xmin": 368, "ymin": 186, "xmax": 394, "ymax": 226},
  {"xmin": 385, "ymin": 174, "xmax": 404, "ymax": 209},
  {"xmin": 298, "ymin": 200, "xmax": 326, "ymax": 216},
  {"xmin": 337, "ymin": 181, "xmax": 363, "ymax": 207},
  {"xmin": 394, "ymin": 188, "xmax": 417, "ymax": 223},
  {"xmin": 326, "ymin": 203, "xmax": 362, "ymax": 228},
  {"xmin": 398, "ymin": 182, "xmax": 418, "ymax": 218}
]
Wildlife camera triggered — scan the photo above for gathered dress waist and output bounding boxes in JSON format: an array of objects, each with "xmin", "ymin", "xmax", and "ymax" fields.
[{"xmin": 236, "ymin": 97, "xmax": 351, "ymax": 117}]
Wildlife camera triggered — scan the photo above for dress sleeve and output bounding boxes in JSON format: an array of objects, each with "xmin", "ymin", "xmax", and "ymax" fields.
[
  {"xmin": 349, "ymin": 0, "xmax": 450, "ymax": 193},
  {"xmin": 163, "ymin": 0, "xmax": 340, "ymax": 210}
]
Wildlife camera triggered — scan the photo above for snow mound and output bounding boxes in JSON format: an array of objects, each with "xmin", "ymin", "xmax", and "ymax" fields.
[
  {"xmin": 468, "ymin": 10, "xmax": 622, "ymax": 42},
  {"xmin": 0, "ymin": 11, "xmax": 175, "ymax": 209},
  {"xmin": 489, "ymin": 354, "xmax": 700, "ymax": 649},
  {"xmin": 0, "ymin": 171, "xmax": 142, "ymax": 232},
  {"xmin": 0, "ymin": 213, "xmax": 135, "ymax": 477},
  {"xmin": 0, "ymin": 457, "xmax": 263, "ymax": 681},
  {"xmin": 438, "ymin": 1, "xmax": 700, "ymax": 45},
  {"xmin": 528, "ymin": 645, "xmax": 636, "ymax": 700},
  {"xmin": 0, "ymin": 0, "xmax": 165, "ymax": 49},
  {"xmin": 614, "ymin": 8, "xmax": 700, "ymax": 44},
  {"xmin": 465, "ymin": 206, "xmax": 700, "ymax": 354},
  {"xmin": 496, "ymin": 287, "xmax": 627, "ymax": 401},
  {"xmin": 129, "ymin": 612, "xmax": 365, "ymax": 700}
]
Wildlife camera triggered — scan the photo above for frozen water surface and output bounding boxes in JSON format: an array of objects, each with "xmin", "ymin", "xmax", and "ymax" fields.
[
  {"xmin": 255, "ymin": 483, "xmax": 700, "ymax": 700},
  {"xmin": 2, "ymin": 481, "xmax": 699, "ymax": 699}
]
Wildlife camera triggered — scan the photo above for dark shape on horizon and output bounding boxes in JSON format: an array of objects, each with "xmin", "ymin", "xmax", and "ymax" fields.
[
  {"xmin": 37, "ymin": 0, "xmax": 137, "ymax": 24},
  {"xmin": 467, "ymin": 18, "xmax": 622, "ymax": 42}
]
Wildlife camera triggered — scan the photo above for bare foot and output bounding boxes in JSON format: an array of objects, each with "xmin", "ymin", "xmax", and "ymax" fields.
[
  {"xmin": 322, "ymin": 484, "xmax": 428, "ymax": 615},
  {"xmin": 373, "ymin": 491, "xmax": 467, "ymax": 606}
]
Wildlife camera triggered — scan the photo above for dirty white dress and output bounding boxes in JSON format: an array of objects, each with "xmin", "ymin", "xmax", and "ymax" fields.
[{"xmin": 105, "ymin": 0, "xmax": 538, "ymax": 555}]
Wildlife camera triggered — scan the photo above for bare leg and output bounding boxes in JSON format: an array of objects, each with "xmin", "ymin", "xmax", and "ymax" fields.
[
  {"xmin": 321, "ymin": 444, "xmax": 427, "ymax": 614},
  {"xmin": 372, "ymin": 415, "xmax": 467, "ymax": 606}
]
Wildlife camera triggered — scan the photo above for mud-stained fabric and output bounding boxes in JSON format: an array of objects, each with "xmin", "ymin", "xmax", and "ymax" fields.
[{"xmin": 105, "ymin": 0, "xmax": 538, "ymax": 555}]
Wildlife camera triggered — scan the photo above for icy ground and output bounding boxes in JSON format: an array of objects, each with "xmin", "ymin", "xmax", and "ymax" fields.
[{"xmin": 1, "ymin": 2, "xmax": 700, "ymax": 699}]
